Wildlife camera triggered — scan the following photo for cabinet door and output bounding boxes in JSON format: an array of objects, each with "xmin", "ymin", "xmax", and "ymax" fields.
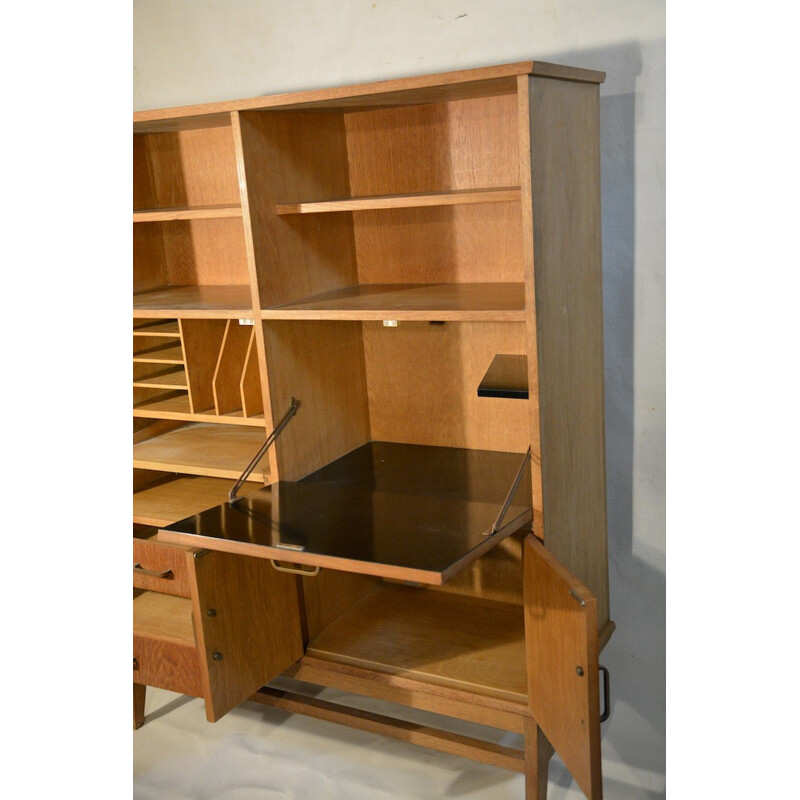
[
  {"xmin": 189, "ymin": 549, "xmax": 303, "ymax": 722},
  {"xmin": 523, "ymin": 534, "xmax": 602, "ymax": 799}
]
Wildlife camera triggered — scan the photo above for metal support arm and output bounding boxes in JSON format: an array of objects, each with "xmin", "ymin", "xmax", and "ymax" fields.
[{"xmin": 228, "ymin": 397, "xmax": 299, "ymax": 503}]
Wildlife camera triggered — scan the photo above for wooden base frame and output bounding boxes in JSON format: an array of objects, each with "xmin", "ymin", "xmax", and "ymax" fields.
[{"xmin": 249, "ymin": 684, "xmax": 554, "ymax": 799}]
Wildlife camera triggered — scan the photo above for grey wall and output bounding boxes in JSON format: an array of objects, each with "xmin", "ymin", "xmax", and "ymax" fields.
[{"xmin": 134, "ymin": 2, "xmax": 666, "ymax": 795}]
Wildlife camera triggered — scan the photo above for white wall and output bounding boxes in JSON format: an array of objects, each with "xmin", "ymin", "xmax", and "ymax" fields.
[{"xmin": 134, "ymin": 2, "xmax": 666, "ymax": 795}]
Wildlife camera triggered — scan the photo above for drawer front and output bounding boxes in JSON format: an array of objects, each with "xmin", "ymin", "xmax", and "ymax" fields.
[
  {"xmin": 133, "ymin": 539, "xmax": 192, "ymax": 597},
  {"xmin": 133, "ymin": 634, "xmax": 203, "ymax": 698}
]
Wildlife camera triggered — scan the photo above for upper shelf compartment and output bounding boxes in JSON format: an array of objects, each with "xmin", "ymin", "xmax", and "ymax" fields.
[
  {"xmin": 237, "ymin": 91, "xmax": 525, "ymax": 310},
  {"xmin": 133, "ymin": 118, "xmax": 239, "ymax": 213},
  {"xmin": 134, "ymin": 116, "xmax": 252, "ymax": 308}
]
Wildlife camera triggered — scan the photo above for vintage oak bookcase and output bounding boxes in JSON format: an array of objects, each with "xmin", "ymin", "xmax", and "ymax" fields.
[{"xmin": 132, "ymin": 61, "xmax": 613, "ymax": 800}]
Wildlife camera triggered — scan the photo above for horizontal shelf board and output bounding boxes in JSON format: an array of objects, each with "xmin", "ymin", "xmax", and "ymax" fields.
[
  {"xmin": 133, "ymin": 591, "xmax": 195, "ymax": 644},
  {"xmin": 307, "ymin": 584, "xmax": 527, "ymax": 704},
  {"xmin": 276, "ymin": 187, "xmax": 520, "ymax": 215},
  {"xmin": 134, "ymin": 475, "xmax": 257, "ymax": 526},
  {"xmin": 133, "ymin": 285, "xmax": 254, "ymax": 319},
  {"xmin": 133, "ymin": 204, "xmax": 242, "ymax": 222},
  {"xmin": 132, "ymin": 423, "xmax": 270, "ymax": 481},
  {"xmin": 477, "ymin": 354, "xmax": 529, "ymax": 399},
  {"xmin": 133, "ymin": 320, "xmax": 180, "ymax": 337},
  {"xmin": 133, "ymin": 393, "xmax": 265, "ymax": 427},
  {"xmin": 132, "ymin": 368, "xmax": 188, "ymax": 389},
  {"xmin": 132, "ymin": 343, "xmax": 185, "ymax": 364},
  {"xmin": 262, "ymin": 283, "xmax": 525, "ymax": 321},
  {"xmin": 159, "ymin": 442, "xmax": 532, "ymax": 584}
]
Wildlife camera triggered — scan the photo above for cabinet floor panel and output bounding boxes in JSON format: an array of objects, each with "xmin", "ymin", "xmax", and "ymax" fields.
[
  {"xmin": 307, "ymin": 584, "xmax": 527, "ymax": 705},
  {"xmin": 133, "ymin": 285, "xmax": 254, "ymax": 318},
  {"xmin": 262, "ymin": 283, "xmax": 525, "ymax": 321}
]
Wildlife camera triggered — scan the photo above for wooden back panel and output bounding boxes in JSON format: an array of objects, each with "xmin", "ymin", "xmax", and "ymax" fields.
[
  {"xmin": 364, "ymin": 321, "xmax": 529, "ymax": 453},
  {"xmin": 133, "ymin": 125, "xmax": 240, "ymax": 210},
  {"xmin": 345, "ymin": 93, "xmax": 522, "ymax": 285}
]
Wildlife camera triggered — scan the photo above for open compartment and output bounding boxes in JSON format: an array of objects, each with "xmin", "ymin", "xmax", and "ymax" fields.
[
  {"xmin": 134, "ymin": 319, "xmax": 265, "ymax": 426},
  {"xmin": 237, "ymin": 89, "xmax": 524, "ymax": 315},
  {"xmin": 133, "ymin": 117, "xmax": 253, "ymax": 317},
  {"xmin": 160, "ymin": 317, "xmax": 532, "ymax": 586}
]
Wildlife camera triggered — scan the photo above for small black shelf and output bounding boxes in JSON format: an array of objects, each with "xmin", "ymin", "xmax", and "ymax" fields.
[{"xmin": 477, "ymin": 354, "xmax": 529, "ymax": 399}]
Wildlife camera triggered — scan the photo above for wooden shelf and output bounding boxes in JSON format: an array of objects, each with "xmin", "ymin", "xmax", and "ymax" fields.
[
  {"xmin": 132, "ymin": 423, "xmax": 271, "ymax": 481},
  {"xmin": 134, "ymin": 475, "xmax": 254, "ymax": 526},
  {"xmin": 477, "ymin": 354, "xmax": 529, "ymax": 399},
  {"xmin": 132, "ymin": 368, "xmax": 188, "ymax": 390},
  {"xmin": 132, "ymin": 343, "xmax": 185, "ymax": 364},
  {"xmin": 133, "ymin": 392, "xmax": 265, "ymax": 427},
  {"xmin": 133, "ymin": 320, "xmax": 180, "ymax": 337},
  {"xmin": 262, "ymin": 283, "xmax": 525, "ymax": 321},
  {"xmin": 133, "ymin": 204, "xmax": 242, "ymax": 223},
  {"xmin": 275, "ymin": 187, "xmax": 520, "ymax": 215},
  {"xmin": 307, "ymin": 584, "xmax": 527, "ymax": 704},
  {"xmin": 133, "ymin": 286, "xmax": 254, "ymax": 319},
  {"xmin": 133, "ymin": 591, "xmax": 195, "ymax": 644}
]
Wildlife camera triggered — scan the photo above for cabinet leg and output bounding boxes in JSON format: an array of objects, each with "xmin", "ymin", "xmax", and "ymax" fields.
[
  {"xmin": 134, "ymin": 683, "xmax": 146, "ymax": 730},
  {"xmin": 524, "ymin": 716, "xmax": 553, "ymax": 800}
]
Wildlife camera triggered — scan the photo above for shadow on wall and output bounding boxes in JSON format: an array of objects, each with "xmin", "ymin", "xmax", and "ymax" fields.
[{"xmin": 539, "ymin": 39, "xmax": 666, "ymax": 785}]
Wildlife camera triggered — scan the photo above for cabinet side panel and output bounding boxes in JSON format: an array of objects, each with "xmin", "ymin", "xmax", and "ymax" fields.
[{"xmin": 528, "ymin": 76, "xmax": 609, "ymax": 627}]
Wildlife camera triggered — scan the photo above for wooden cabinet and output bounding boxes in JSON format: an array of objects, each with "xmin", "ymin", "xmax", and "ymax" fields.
[{"xmin": 133, "ymin": 61, "xmax": 613, "ymax": 800}]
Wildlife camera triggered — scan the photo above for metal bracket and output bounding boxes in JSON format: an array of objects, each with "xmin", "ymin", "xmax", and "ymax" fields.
[
  {"xmin": 484, "ymin": 446, "xmax": 532, "ymax": 535},
  {"xmin": 229, "ymin": 397, "xmax": 299, "ymax": 503}
]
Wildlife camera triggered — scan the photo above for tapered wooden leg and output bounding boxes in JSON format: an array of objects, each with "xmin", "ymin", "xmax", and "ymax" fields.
[
  {"xmin": 524, "ymin": 716, "xmax": 553, "ymax": 800},
  {"xmin": 134, "ymin": 683, "xmax": 146, "ymax": 730}
]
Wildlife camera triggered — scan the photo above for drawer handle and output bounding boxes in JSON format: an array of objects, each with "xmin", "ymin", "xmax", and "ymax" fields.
[
  {"xmin": 599, "ymin": 665, "xmax": 611, "ymax": 722},
  {"xmin": 133, "ymin": 563, "xmax": 174, "ymax": 579},
  {"xmin": 270, "ymin": 560, "xmax": 320, "ymax": 577}
]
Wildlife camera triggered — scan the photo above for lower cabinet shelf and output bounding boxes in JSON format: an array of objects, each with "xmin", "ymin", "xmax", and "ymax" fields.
[{"xmin": 306, "ymin": 583, "xmax": 527, "ymax": 705}]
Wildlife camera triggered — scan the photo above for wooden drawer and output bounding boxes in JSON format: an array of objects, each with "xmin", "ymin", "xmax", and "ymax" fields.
[
  {"xmin": 133, "ymin": 534, "xmax": 192, "ymax": 597},
  {"xmin": 133, "ymin": 634, "xmax": 203, "ymax": 698},
  {"xmin": 133, "ymin": 592, "xmax": 203, "ymax": 698}
]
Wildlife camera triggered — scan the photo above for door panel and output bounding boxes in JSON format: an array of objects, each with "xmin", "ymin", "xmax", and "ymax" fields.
[
  {"xmin": 524, "ymin": 534, "xmax": 602, "ymax": 799},
  {"xmin": 189, "ymin": 549, "xmax": 303, "ymax": 721}
]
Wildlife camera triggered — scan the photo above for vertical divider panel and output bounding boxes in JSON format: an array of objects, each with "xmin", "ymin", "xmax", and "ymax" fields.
[
  {"xmin": 239, "ymin": 328, "xmax": 264, "ymax": 418},
  {"xmin": 235, "ymin": 108, "xmax": 367, "ymax": 480},
  {"xmin": 179, "ymin": 319, "xmax": 228, "ymax": 414},
  {"xmin": 231, "ymin": 111, "xmax": 278, "ymax": 478},
  {"xmin": 211, "ymin": 320, "xmax": 253, "ymax": 416}
]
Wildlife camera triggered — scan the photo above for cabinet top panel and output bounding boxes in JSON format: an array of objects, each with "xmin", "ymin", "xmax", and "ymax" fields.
[{"xmin": 134, "ymin": 61, "xmax": 605, "ymax": 131}]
